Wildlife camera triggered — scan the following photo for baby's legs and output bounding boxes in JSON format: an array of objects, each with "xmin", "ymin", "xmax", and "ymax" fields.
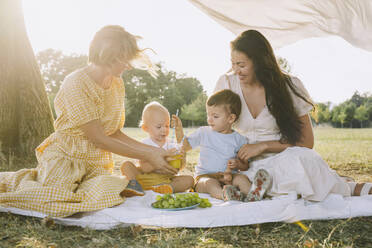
[
  {"xmin": 170, "ymin": 175, "xmax": 194, "ymax": 193},
  {"xmin": 195, "ymin": 177, "xmax": 223, "ymax": 200},
  {"xmin": 232, "ymin": 174, "xmax": 251, "ymax": 195},
  {"xmin": 120, "ymin": 161, "xmax": 145, "ymax": 197},
  {"xmin": 120, "ymin": 161, "xmax": 140, "ymax": 180}
]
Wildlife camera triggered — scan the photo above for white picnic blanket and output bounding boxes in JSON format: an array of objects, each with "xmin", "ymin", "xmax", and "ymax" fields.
[{"xmin": 1, "ymin": 191, "xmax": 372, "ymax": 230}]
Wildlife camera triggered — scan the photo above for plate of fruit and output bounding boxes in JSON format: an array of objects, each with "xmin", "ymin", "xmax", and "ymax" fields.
[{"xmin": 151, "ymin": 193, "xmax": 212, "ymax": 211}]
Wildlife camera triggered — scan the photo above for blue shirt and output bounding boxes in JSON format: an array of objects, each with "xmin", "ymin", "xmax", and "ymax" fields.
[{"xmin": 186, "ymin": 126, "xmax": 248, "ymax": 176}]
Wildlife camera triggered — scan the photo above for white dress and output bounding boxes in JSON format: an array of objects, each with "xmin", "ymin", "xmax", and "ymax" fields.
[{"xmin": 214, "ymin": 74, "xmax": 351, "ymax": 201}]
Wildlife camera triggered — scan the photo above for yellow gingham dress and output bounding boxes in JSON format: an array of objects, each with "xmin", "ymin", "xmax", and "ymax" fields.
[{"xmin": 0, "ymin": 68, "xmax": 129, "ymax": 217}]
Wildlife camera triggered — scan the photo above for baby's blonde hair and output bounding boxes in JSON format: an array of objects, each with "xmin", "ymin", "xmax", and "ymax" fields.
[{"xmin": 139, "ymin": 101, "xmax": 169, "ymax": 128}]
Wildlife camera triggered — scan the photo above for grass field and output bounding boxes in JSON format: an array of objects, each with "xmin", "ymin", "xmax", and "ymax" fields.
[{"xmin": 1, "ymin": 127, "xmax": 372, "ymax": 247}]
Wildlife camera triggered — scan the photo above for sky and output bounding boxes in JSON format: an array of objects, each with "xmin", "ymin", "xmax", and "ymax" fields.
[{"xmin": 22, "ymin": 0, "xmax": 372, "ymax": 104}]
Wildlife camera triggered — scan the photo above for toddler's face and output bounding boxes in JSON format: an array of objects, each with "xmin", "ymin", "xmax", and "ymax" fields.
[
  {"xmin": 206, "ymin": 105, "xmax": 234, "ymax": 133},
  {"xmin": 144, "ymin": 110, "xmax": 170, "ymax": 143}
]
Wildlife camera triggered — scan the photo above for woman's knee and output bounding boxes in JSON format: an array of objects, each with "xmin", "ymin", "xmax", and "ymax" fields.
[
  {"xmin": 232, "ymin": 173, "xmax": 249, "ymax": 183},
  {"xmin": 288, "ymin": 146, "xmax": 320, "ymax": 160}
]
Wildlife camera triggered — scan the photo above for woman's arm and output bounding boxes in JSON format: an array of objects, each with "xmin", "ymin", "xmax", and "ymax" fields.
[
  {"xmin": 238, "ymin": 114, "xmax": 314, "ymax": 162},
  {"xmin": 295, "ymin": 114, "xmax": 314, "ymax": 149},
  {"xmin": 138, "ymin": 160, "xmax": 156, "ymax": 173},
  {"xmin": 262, "ymin": 114, "xmax": 313, "ymax": 151},
  {"xmin": 80, "ymin": 120, "xmax": 178, "ymax": 174}
]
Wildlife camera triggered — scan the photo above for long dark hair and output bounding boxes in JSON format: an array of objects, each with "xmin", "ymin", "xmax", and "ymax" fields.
[{"xmin": 231, "ymin": 30, "xmax": 314, "ymax": 144}]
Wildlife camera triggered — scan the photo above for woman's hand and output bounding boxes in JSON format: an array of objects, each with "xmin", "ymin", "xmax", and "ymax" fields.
[
  {"xmin": 238, "ymin": 143, "xmax": 267, "ymax": 163},
  {"xmin": 146, "ymin": 148, "xmax": 179, "ymax": 175}
]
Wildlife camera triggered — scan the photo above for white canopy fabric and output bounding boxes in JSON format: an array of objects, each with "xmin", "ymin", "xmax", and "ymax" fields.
[{"xmin": 188, "ymin": 0, "xmax": 372, "ymax": 51}]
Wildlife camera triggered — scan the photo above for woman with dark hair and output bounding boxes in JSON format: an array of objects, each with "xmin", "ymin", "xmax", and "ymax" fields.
[{"xmin": 214, "ymin": 30, "xmax": 372, "ymax": 201}]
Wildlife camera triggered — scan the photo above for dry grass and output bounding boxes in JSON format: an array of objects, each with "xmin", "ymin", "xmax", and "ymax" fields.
[{"xmin": 1, "ymin": 127, "xmax": 372, "ymax": 248}]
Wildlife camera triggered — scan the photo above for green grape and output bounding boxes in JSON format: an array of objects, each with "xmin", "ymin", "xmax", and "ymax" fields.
[
  {"xmin": 153, "ymin": 193, "xmax": 212, "ymax": 209},
  {"xmin": 162, "ymin": 201, "xmax": 169, "ymax": 208}
]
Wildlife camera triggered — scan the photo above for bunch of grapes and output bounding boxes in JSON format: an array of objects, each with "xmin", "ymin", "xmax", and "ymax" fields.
[{"xmin": 152, "ymin": 193, "xmax": 212, "ymax": 209}]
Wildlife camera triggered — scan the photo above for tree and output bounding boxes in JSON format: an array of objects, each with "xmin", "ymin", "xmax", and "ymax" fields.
[
  {"xmin": 343, "ymin": 102, "xmax": 356, "ymax": 127},
  {"xmin": 277, "ymin": 57, "xmax": 291, "ymax": 73},
  {"xmin": 355, "ymin": 105, "xmax": 369, "ymax": 128},
  {"xmin": 312, "ymin": 102, "xmax": 331, "ymax": 124},
  {"xmin": 36, "ymin": 49, "xmax": 87, "ymax": 118},
  {"xmin": 338, "ymin": 111, "xmax": 347, "ymax": 128},
  {"xmin": 0, "ymin": 0, "xmax": 54, "ymax": 158},
  {"xmin": 331, "ymin": 106, "xmax": 341, "ymax": 127},
  {"xmin": 122, "ymin": 64, "xmax": 205, "ymax": 127},
  {"xmin": 180, "ymin": 93, "xmax": 208, "ymax": 127},
  {"xmin": 350, "ymin": 91, "xmax": 364, "ymax": 107},
  {"xmin": 37, "ymin": 49, "xmax": 87, "ymax": 94}
]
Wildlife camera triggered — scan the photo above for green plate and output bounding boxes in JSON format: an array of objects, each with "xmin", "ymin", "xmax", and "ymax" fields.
[{"xmin": 151, "ymin": 203, "xmax": 200, "ymax": 211}]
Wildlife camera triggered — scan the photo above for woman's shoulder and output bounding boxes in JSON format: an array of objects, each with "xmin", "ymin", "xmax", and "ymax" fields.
[
  {"xmin": 289, "ymin": 76, "xmax": 308, "ymax": 94},
  {"xmin": 214, "ymin": 73, "xmax": 240, "ymax": 92},
  {"xmin": 287, "ymin": 75, "xmax": 314, "ymax": 115},
  {"xmin": 60, "ymin": 68, "xmax": 89, "ymax": 91}
]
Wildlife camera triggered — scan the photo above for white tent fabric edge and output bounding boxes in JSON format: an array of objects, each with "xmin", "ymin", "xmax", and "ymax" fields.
[{"xmin": 188, "ymin": 0, "xmax": 372, "ymax": 51}]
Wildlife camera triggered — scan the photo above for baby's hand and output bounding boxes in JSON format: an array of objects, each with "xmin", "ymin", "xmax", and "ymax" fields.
[
  {"xmin": 223, "ymin": 168, "xmax": 233, "ymax": 185},
  {"xmin": 171, "ymin": 115, "xmax": 183, "ymax": 129},
  {"xmin": 227, "ymin": 159, "xmax": 240, "ymax": 170}
]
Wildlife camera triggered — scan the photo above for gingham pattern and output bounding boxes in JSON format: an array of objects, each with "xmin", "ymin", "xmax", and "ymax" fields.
[{"xmin": 0, "ymin": 69, "xmax": 128, "ymax": 217}]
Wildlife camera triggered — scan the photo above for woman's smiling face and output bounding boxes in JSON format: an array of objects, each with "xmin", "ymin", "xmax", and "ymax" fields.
[{"xmin": 231, "ymin": 49, "xmax": 256, "ymax": 85}]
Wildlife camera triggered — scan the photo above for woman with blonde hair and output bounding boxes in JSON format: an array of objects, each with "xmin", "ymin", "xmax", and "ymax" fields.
[{"xmin": 0, "ymin": 25, "xmax": 178, "ymax": 217}]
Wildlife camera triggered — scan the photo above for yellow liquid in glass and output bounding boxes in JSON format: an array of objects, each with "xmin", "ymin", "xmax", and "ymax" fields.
[{"xmin": 169, "ymin": 154, "xmax": 182, "ymax": 169}]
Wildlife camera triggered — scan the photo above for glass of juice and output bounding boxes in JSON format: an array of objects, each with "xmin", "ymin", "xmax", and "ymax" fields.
[
  {"xmin": 169, "ymin": 143, "xmax": 183, "ymax": 169},
  {"xmin": 169, "ymin": 154, "xmax": 182, "ymax": 169}
]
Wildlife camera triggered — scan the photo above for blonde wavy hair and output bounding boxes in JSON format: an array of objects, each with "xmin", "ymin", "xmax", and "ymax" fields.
[
  {"xmin": 89, "ymin": 25, "xmax": 157, "ymax": 75},
  {"xmin": 139, "ymin": 101, "xmax": 169, "ymax": 128}
]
